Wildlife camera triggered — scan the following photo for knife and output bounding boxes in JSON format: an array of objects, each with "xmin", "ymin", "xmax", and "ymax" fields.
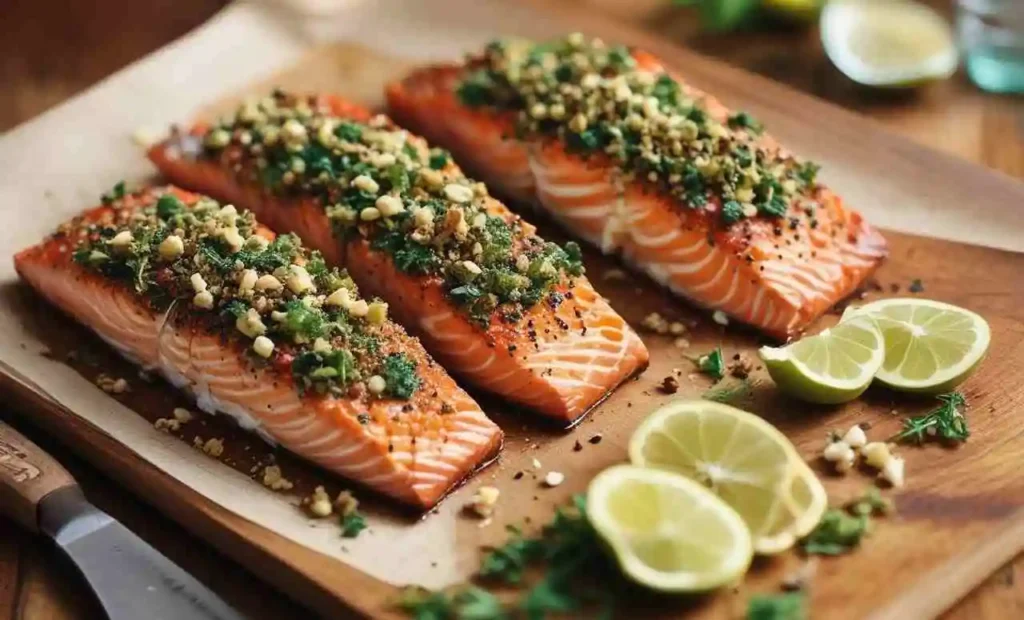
[{"xmin": 0, "ymin": 419, "xmax": 246, "ymax": 620}]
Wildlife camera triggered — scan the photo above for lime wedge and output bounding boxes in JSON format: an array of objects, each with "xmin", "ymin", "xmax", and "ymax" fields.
[
  {"xmin": 759, "ymin": 316, "xmax": 884, "ymax": 404},
  {"xmin": 628, "ymin": 400, "xmax": 825, "ymax": 554},
  {"xmin": 844, "ymin": 298, "xmax": 990, "ymax": 394},
  {"xmin": 587, "ymin": 465, "xmax": 753, "ymax": 592},
  {"xmin": 821, "ymin": 0, "xmax": 957, "ymax": 87}
]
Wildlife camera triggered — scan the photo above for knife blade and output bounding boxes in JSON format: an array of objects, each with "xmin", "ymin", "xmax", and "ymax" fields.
[{"xmin": 0, "ymin": 419, "xmax": 246, "ymax": 620}]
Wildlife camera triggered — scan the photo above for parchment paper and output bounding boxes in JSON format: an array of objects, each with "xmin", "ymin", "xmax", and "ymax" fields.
[{"xmin": 0, "ymin": 0, "xmax": 1022, "ymax": 596}]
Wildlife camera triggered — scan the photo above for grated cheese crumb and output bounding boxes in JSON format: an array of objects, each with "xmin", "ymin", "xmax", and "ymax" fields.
[
  {"xmin": 261, "ymin": 465, "xmax": 294, "ymax": 491},
  {"xmin": 544, "ymin": 471, "xmax": 565, "ymax": 487}
]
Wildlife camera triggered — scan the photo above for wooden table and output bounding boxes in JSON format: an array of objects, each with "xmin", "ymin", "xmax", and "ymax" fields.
[{"xmin": 1, "ymin": 1, "xmax": 1021, "ymax": 618}]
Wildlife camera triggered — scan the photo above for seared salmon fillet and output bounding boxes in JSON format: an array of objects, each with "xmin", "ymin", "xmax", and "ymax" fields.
[
  {"xmin": 148, "ymin": 92, "xmax": 648, "ymax": 424},
  {"xmin": 386, "ymin": 36, "xmax": 888, "ymax": 340},
  {"xmin": 14, "ymin": 186, "xmax": 501, "ymax": 509}
]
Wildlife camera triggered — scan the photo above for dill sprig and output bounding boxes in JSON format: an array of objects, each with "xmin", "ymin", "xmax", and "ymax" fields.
[
  {"xmin": 703, "ymin": 378, "xmax": 756, "ymax": 404},
  {"xmin": 891, "ymin": 392, "xmax": 969, "ymax": 445}
]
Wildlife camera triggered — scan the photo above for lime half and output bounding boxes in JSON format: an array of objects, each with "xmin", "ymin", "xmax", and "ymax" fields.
[
  {"xmin": 587, "ymin": 465, "xmax": 753, "ymax": 592},
  {"xmin": 629, "ymin": 400, "xmax": 825, "ymax": 554},
  {"xmin": 759, "ymin": 316, "xmax": 884, "ymax": 404},
  {"xmin": 845, "ymin": 298, "xmax": 990, "ymax": 394},
  {"xmin": 821, "ymin": 0, "xmax": 957, "ymax": 87}
]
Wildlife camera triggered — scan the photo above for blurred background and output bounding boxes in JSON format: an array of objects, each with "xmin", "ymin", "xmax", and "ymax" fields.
[
  {"xmin": 1, "ymin": 0, "xmax": 1020, "ymax": 178},
  {"xmin": 0, "ymin": 1, "xmax": 1020, "ymax": 618}
]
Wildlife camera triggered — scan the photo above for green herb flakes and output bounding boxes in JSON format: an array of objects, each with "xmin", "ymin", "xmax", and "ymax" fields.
[
  {"xmin": 456, "ymin": 35, "xmax": 822, "ymax": 227},
  {"xmin": 801, "ymin": 488, "xmax": 892, "ymax": 556},
  {"xmin": 747, "ymin": 592, "xmax": 806, "ymax": 620},
  {"xmin": 399, "ymin": 586, "xmax": 506, "ymax": 620},
  {"xmin": 70, "ymin": 188, "xmax": 419, "ymax": 401},
  {"xmin": 341, "ymin": 511, "xmax": 368, "ymax": 538},
  {"xmin": 201, "ymin": 91, "xmax": 585, "ymax": 328},
  {"xmin": 382, "ymin": 352, "xmax": 421, "ymax": 399}
]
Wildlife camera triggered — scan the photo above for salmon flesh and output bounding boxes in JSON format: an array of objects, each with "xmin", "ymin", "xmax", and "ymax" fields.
[
  {"xmin": 14, "ymin": 187, "xmax": 502, "ymax": 509},
  {"xmin": 386, "ymin": 37, "xmax": 888, "ymax": 339},
  {"xmin": 148, "ymin": 92, "xmax": 649, "ymax": 424}
]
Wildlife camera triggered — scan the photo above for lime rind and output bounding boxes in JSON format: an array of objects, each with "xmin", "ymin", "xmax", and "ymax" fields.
[
  {"xmin": 843, "ymin": 298, "xmax": 990, "ymax": 394},
  {"xmin": 821, "ymin": 0, "xmax": 957, "ymax": 87},
  {"xmin": 759, "ymin": 317, "xmax": 885, "ymax": 404},
  {"xmin": 587, "ymin": 465, "xmax": 753, "ymax": 593}
]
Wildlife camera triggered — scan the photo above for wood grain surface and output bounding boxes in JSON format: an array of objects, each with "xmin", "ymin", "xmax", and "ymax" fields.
[{"xmin": 1, "ymin": 1, "xmax": 1023, "ymax": 619}]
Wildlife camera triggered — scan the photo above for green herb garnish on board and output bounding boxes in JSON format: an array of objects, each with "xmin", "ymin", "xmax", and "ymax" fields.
[
  {"xmin": 703, "ymin": 378, "xmax": 755, "ymax": 404},
  {"xmin": 801, "ymin": 488, "xmax": 892, "ymax": 556},
  {"xmin": 401, "ymin": 495, "xmax": 625, "ymax": 619},
  {"xmin": 399, "ymin": 585, "xmax": 506, "ymax": 620},
  {"xmin": 747, "ymin": 592, "xmax": 805, "ymax": 620},
  {"xmin": 891, "ymin": 392, "xmax": 969, "ymax": 445},
  {"xmin": 695, "ymin": 347, "xmax": 726, "ymax": 380},
  {"xmin": 341, "ymin": 511, "xmax": 368, "ymax": 538}
]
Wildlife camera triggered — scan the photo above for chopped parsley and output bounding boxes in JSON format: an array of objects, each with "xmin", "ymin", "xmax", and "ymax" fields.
[
  {"xmin": 455, "ymin": 35, "xmax": 823, "ymax": 227},
  {"xmin": 341, "ymin": 511, "xmax": 368, "ymax": 538},
  {"xmin": 70, "ymin": 188, "xmax": 419, "ymax": 401},
  {"xmin": 747, "ymin": 592, "xmax": 805, "ymax": 620},
  {"xmin": 399, "ymin": 586, "xmax": 505, "ymax": 620},
  {"xmin": 403, "ymin": 495, "xmax": 627, "ymax": 618},
  {"xmin": 381, "ymin": 353, "xmax": 421, "ymax": 399},
  {"xmin": 101, "ymin": 181, "xmax": 127, "ymax": 205},
  {"xmin": 200, "ymin": 91, "xmax": 586, "ymax": 328},
  {"xmin": 801, "ymin": 488, "xmax": 892, "ymax": 556}
]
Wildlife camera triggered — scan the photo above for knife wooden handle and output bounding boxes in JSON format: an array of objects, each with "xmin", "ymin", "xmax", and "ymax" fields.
[{"xmin": 0, "ymin": 419, "xmax": 78, "ymax": 532}]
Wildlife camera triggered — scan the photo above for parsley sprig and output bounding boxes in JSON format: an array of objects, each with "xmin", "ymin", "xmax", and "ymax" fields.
[
  {"xmin": 747, "ymin": 592, "xmax": 805, "ymax": 620},
  {"xmin": 891, "ymin": 392, "xmax": 969, "ymax": 444},
  {"xmin": 401, "ymin": 496, "xmax": 627, "ymax": 619},
  {"xmin": 801, "ymin": 488, "xmax": 892, "ymax": 556}
]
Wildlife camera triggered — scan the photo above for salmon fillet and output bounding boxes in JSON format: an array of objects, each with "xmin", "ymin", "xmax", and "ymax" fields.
[
  {"xmin": 148, "ymin": 92, "xmax": 648, "ymax": 424},
  {"xmin": 14, "ymin": 186, "xmax": 502, "ymax": 510},
  {"xmin": 386, "ymin": 37, "xmax": 888, "ymax": 340}
]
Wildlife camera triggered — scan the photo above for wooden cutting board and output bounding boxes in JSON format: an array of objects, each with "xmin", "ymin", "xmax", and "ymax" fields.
[{"xmin": 2, "ymin": 4, "xmax": 1024, "ymax": 619}]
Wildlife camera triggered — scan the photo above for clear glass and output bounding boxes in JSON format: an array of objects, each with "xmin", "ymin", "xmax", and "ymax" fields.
[{"xmin": 958, "ymin": 0, "xmax": 1024, "ymax": 93}]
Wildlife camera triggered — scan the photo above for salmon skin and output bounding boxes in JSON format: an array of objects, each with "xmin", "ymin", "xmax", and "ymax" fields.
[
  {"xmin": 14, "ymin": 186, "xmax": 502, "ymax": 510},
  {"xmin": 148, "ymin": 91, "xmax": 648, "ymax": 424},
  {"xmin": 386, "ymin": 36, "xmax": 888, "ymax": 340}
]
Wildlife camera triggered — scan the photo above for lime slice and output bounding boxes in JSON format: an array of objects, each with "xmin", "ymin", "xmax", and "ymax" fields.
[
  {"xmin": 587, "ymin": 465, "xmax": 753, "ymax": 592},
  {"xmin": 844, "ymin": 298, "xmax": 990, "ymax": 394},
  {"xmin": 628, "ymin": 400, "xmax": 823, "ymax": 554},
  {"xmin": 821, "ymin": 0, "xmax": 957, "ymax": 87},
  {"xmin": 759, "ymin": 316, "xmax": 884, "ymax": 404}
]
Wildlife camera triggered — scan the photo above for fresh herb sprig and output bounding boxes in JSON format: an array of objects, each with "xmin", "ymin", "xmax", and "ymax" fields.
[
  {"xmin": 891, "ymin": 392, "xmax": 969, "ymax": 445},
  {"xmin": 402, "ymin": 495, "xmax": 626, "ymax": 619},
  {"xmin": 341, "ymin": 511, "xmax": 368, "ymax": 538},
  {"xmin": 801, "ymin": 488, "xmax": 892, "ymax": 556},
  {"xmin": 399, "ymin": 585, "xmax": 506, "ymax": 620},
  {"xmin": 694, "ymin": 347, "xmax": 726, "ymax": 380},
  {"xmin": 703, "ymin": 378, "xmax": 756, "ymax": 404},
  {"xmin": 747, "ymin": 592, "xmax": 805, "ymax": 620}
]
